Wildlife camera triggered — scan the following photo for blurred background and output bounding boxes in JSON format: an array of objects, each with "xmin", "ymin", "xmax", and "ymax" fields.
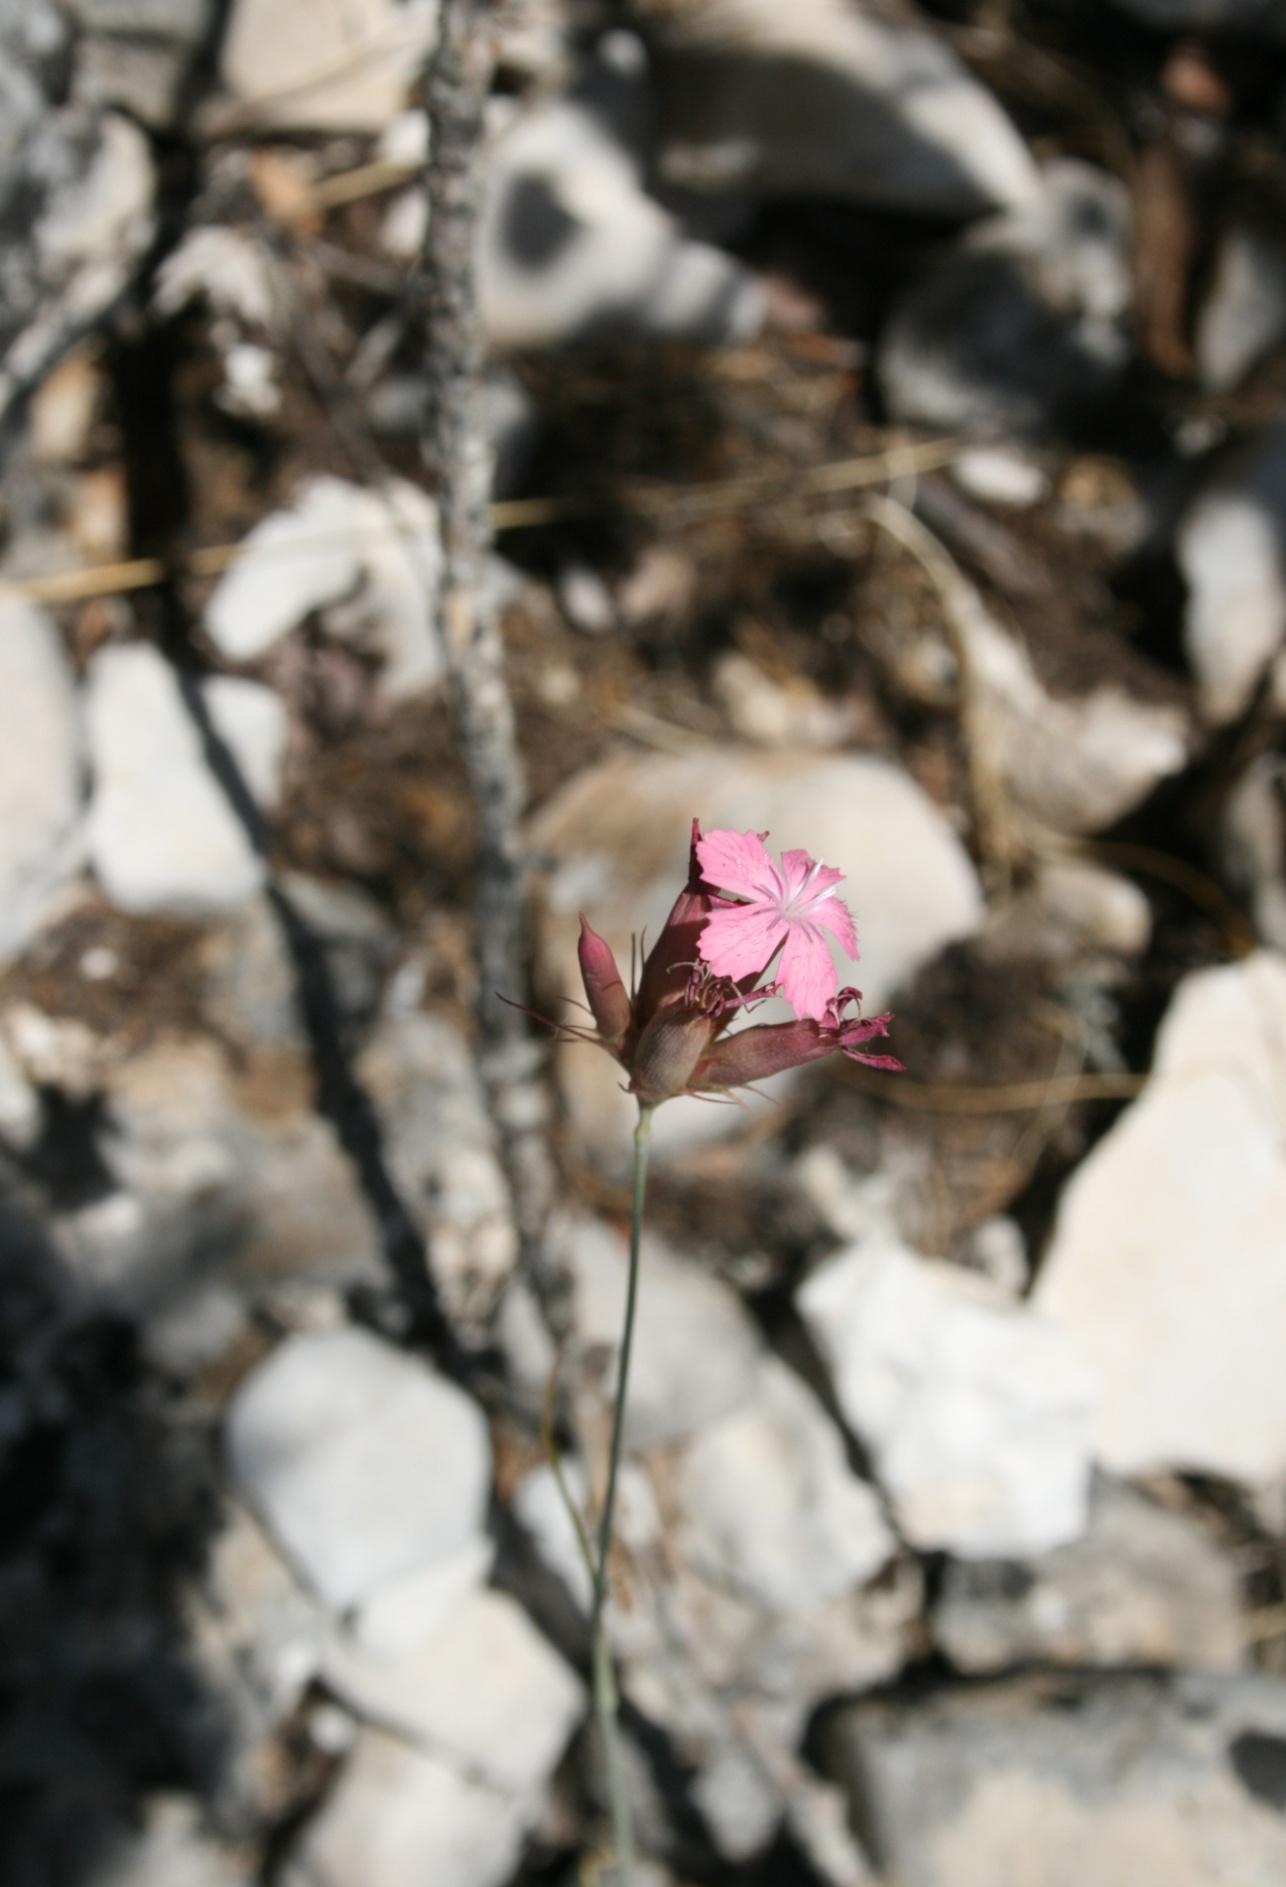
[{"xmin": 3, "ymin": 0, "xmax": 1286, "ymax": 1883}]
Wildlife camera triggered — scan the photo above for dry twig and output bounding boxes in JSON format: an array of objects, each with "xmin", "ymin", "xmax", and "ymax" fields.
[{"xmin": 419, "ymin": 0, "xmax": 567, "ymax": 1338}]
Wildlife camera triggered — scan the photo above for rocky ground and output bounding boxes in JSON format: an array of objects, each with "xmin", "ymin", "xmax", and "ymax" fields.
[{"xmin": 3, "ymin": 1, "xmax": 1286, "ymax": 1884}]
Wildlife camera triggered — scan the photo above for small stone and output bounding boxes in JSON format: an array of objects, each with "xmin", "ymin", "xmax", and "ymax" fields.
[
  {"xmin": 675, "ymin": 1356, "xmax": 894, "ymax": 1613},
  {"xmin": 478, "ymin": 34, "xmax": 764, "ymax": 349},
  {"xmin": 959, "ymin": 593, "xmax": 1188, "ymax": 833},
  {"xmin": 556, "ymin": 562, "xmax": 615, "ymax": 636},
  {"xmin": 281, "ymin": 1731, "xmax": 530, "ymax": 1887},
  {"xmin": 799, "ymin": 1238, "xmax": 1096, "ymax": 1556},
  {"xmin": 953, "ymin": 447, "xmax": 1050, "ymax": 509},
  {"xmin": 1221, "ymin": 754, "xmax": 1286, "ymax": 952},
  {"xmin": 823, "ymin": 1672, "xmax": 1286, "ymax": 1887},
  {"xmin": 85, "ymin": 642, "xmax": 285, "ymax": 915},
  {"xmin": 92, "ymin": 1794, "xmax": 247, "ymax": 1887},
  {"xmin": 1196, "ymin": 223, "xmax": 1286, "ymax": 391},
  {"xmin": 651, "ymin": 0, "xmax": 1036, "ymax": 219},
  {"xmin": 28, "ymin": 347, "xmax": 101, "ymax": 462},
  {"xmin": 936, "ymin": 1480, "xmax": 1245, "ymax": 1674},
  {"xmin": 880, "ymin": 162, "xmax": 1132, "ymax": 435},
  {"xmin": 155, "ymin": 225, "xmax": 277, "ymax": 329},
  {"xmin": 224, "ymin": 1326, "xmax": 491, "ymax": 1611},
  {"xmin": 565, "ymin": 1216, "xmax": 762, "ymax": 1450},
  {"xmin": 321, "ymin": 1587, "xmax": 585, "ymax": 1790},
  {"xmin": 1036, "ymin": 952, "xmax": 1286, "ymax": 1485},
  {"xmin": 982, "ymin": 860, "xmax": 1153, "ymax": 963},
  {"xmin": 205, "ymin": 476, "xmax": 443, "ymax": 702},
  {"xmin": 217, "ymin": 0, "xmax": 437, "ymax": 132},
  {"xmin": 1178, "ymin": 425, "xmax": 1286, "ymax": 724},
  {"xmin": 359, "ymin": 1012, "xmax": 516, "ymax": 1339},
  {"xmin": 0, "ymin": 598, "xmax": 82, "ymax": 962}
]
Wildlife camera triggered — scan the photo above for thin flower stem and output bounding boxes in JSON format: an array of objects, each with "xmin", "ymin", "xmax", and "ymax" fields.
[{"xmin": 590, "ymin": 1100, "xmax": 653, "ymax": 1885}]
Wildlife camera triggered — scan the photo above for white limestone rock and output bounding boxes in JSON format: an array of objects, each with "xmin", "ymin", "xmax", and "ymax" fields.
[
  {"xmin": 674, "ymin": 1355, "xmax": 895, "ymax": 1613},
  {"xmin": 224, "ymin": 1326, "xmax": 491, "ymax": 1610},
  {"xmin": 359, "ymin": 1011, "xmax": 517, "ymax": 1339},
  {"xmin": 1036, "ymin": 952, "xmax": 1286, "ymax": 1485},
  {"xmin": 86, "ymin": 641, "xmax": 285, "ymax": 915},
  {"xmin": 281, "ymin": 1732, "xmax": 530, "ymax": 1887},
  {"xmin": 530, "ymin": 745, "xmax": 983, "ymax": 1169},
  {"xmin": 652, "ymin": 0, "xmax": 1036, "ymax": 219},
  {"xmin": 321, "ymin": 1587, "xmax": 584, "ymax": 1789},
  {"xmin": 1221, "ymin": 753, "xmax": 1286, "ymax": 952},
  {"xmin": 799, "ymin": 1238, "xmax": 1096, "ymax": 1556},
  {"xmin": 1196, "ymin": 222, "xmax": 1286, "ymax": 391},
  {"xmin": 205, "ymin": 475, "xmax": 444, "ymax": 702},
  {"xmin": 0, "ymin": 598, "xmax": 83, "ymax": 961},
  {"xmin": 563, "ymin": 1215, "xmax": 762, "ymax": 1451},
  {"xmin": 478, "ymin": 32, "xmax": 764, "ymax": 349},
  {"xmin": 1178, "ymin": 425, "xmax": 1286, "ymax": 724},
  {"xmin": 217, "ymin": 0, "xmax": 438, "ymax": 132},
  {"xmin": 956, "ymin": 585, "xmax": 1188, "ymax": 833},
  {"xmin": 936, "ymin": 1479, "xmax": 1245, "ymax": 1675},
  {"xmin": 824, "ymin": 1672, "xmax": 1286, "ymax": 1887}
]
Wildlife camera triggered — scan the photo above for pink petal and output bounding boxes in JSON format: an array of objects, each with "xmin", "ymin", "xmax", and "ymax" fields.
[
  {"xmin": 806, "ymin": 892, "xmax": 858, "ymax": 961},
  {"xmin": 776, "ymin": 920, "xmax": 839, "ymax": 1022},
  {"xmin": 774, "ymin": 847, "xmax": 832, "ymax": 900},
  {"xmin": 697, "ymin": 829, "xmax": 784, "ymax": 905},
  {"xmin": 698, "ymin": 901, "xmax": 787, "ymax": 982}
]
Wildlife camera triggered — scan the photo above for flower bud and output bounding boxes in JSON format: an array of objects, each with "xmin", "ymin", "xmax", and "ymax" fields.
[
  {"xmin": 628, "ymin": 1008, "xmax": 720, "ymax": 1106},
  {"xmin": 577, "ymin": 916, "xmax": 631, "ymax": 1045}
]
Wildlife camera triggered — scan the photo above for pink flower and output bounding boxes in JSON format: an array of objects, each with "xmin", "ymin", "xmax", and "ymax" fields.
[
  {"xmin": 515, "ymin": 820, "xmax": 901, "ymax": 1108},
  {"xmin": 695, "ymin": 828, "xmax": 859, "ymax": 1022}
]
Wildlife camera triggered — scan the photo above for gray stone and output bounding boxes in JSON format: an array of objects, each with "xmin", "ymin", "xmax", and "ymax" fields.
[
  {"xmin": 224, "ymin": 1326, "xmax": 491, "ymax": 1610},
  {"xmin": 92, "ymin": 1795, "xmax": 248, "ymax": 1887},
  {"xmin": 651, "ymin": 0, "xmax": 1035, "ymax": 219},
  {"xmin": 216, "ymin": 0, "xmax": 438, "ymax": 132},
  {"xmin": 1036, "ymin": 952, "xmax": 1286, "ymax": 1485},
  {"xmin": 799, "ymin": 1238, "xmax": 1096, "ymax": 1556},
  {"xmin": 85, "ymin": 642, "xmax": 285, "ymax": 915},
  {"xmin": 478, "ymin": 33, "xmax": 764, "ymax": 350},
  {"xmin": 359, "ymin": 1011, "xmax": 516, "ymax": 1339},
  {"xmin": 1178, "ymin": 425, "xmax": 1286, "ymax": 723},
  {"xmin": 936, "ymin": 1479, "xmax": 1245, "ymax": 1674},
  {"xmin": 281, "ymin": 1730, "xmax": 530, "ymax": 1887},
  {"xmin": 953, "ymin": 585, "xmax": 1189, "ymax": 833},
  {"xmin": 50, "ymin": 1035, "xmax": 383, "ymax": 1354},
  {"xmin": 880, "ymin": 162, "xmax": 1132, "ymax": 434},
  {"xmin": 0, "ymin": 598, "xmax": 83, "ymax": 963},
  {"xmin": 563, "ymin": 1215, "xmax": 762, "ymax": 1451},
  {"xmin": 321, "ymin": 1587, "xmax": 584, "ymax": 1788},
  {"xmin": 1197, "ymin": 223, "xmax": 1286, "ymax": 391},
  {"xmin": 1221, "ymin": 753, "xmax": 1286, "ymax": 952},
  {"xmin": 823, "ymin": 1672, "xmax": 1286, "ymax": 1887},
  {"xmin": 66, "ymin": 0, "xmax": 213, "ymax": 126},
  {"xmin": 1, "ymin": 98, "xmax": 154, "ymax": 424},
  {"xmin": 675, "ymin": 1356, "xmax": 894, "ymax": 1614},
  {"xmin": 530, "ymin": 745, "xmax": 983, "ymax": 1170},
  {"xmin": 198, "ymin": 874, "xmax": 394, "ymax": 1054},
  {"xmin": 204, "ymin": 475, "xmax": 444, "ymax": 703}
]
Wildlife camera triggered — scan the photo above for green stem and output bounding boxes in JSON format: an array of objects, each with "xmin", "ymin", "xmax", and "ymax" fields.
[{"xmin": 590, "ymin": 1100, "xmax": 653, "ymax": 1885}]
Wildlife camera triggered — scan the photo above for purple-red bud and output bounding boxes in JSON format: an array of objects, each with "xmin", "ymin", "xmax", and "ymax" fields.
[{"xmin": 577, "ymin": 916, "xmax": 631, "ymax": 1045}]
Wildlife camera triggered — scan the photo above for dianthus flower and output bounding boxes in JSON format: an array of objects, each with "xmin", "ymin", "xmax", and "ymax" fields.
[{"xmin": 557, "ymin": 820, "xmax": 901, "ymax": 1107}]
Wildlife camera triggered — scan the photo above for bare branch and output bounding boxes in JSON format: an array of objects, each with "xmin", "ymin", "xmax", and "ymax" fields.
[{"xmin": 420, "ymin": 0, "xmax": 568, "ymax": 1340}]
